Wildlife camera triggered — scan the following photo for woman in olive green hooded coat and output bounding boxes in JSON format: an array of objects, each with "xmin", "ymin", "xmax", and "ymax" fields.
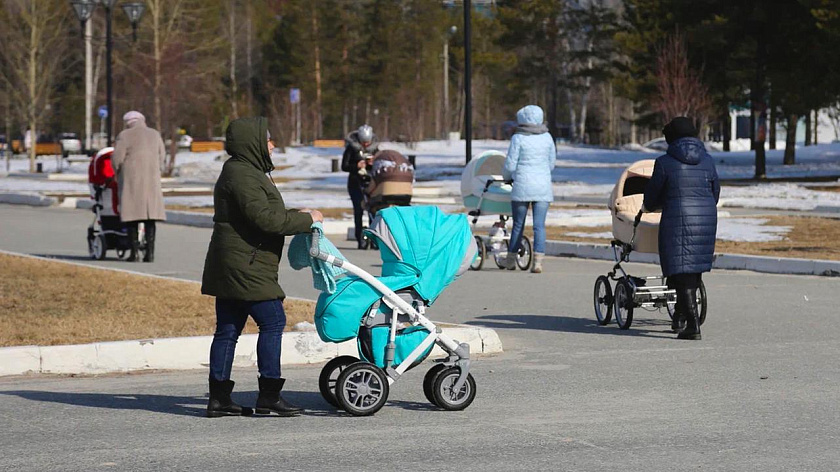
[{"xmin": 201, "ymin": 117, "xmax": 323, "ymax": 418}]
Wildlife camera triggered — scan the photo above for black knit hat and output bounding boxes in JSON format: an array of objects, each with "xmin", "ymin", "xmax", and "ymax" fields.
[{"xmin": 663, "ymin": 117, "xmax": 697, "ymax": 144}]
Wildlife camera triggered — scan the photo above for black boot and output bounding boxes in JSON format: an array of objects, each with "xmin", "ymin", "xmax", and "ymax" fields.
[
  {"xmin": 677, "ymin": 289, "xmax": 702, "ymax": 340},
  {"xmin": 255, "ymin": 377, "xmax": 303, "ymax": 416},
  {"xmin": 207, "ymin": 379, "xmax": 253, "ymax": 418},
  {"xmin": 143, "ymin": 221, "xmax": 156, "ymax": 263},
  {"xmin": 126, "ymin": 223, "xmax": 139, "ymax": 262},
  {"xmin": 670, "ymin": 303, "xmax": 685, "ymax": 333}
]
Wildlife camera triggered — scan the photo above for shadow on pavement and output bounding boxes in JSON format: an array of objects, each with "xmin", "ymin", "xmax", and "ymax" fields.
[
  {"xmin": 467, "ymin": 314, "xmax": 675, "ymax": 339},
  {"xmin": 0, "ymin": 390, "xmax": 208, "ymax": 417},
  {"xmin": 0, "ymin": 389, "xmax": 433, "ymax": 417}
]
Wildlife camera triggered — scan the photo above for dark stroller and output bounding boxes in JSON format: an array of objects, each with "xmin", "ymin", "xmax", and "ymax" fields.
[{"xmin": 86, "ymin": 147, "xmax": 147, "ymax": 260}]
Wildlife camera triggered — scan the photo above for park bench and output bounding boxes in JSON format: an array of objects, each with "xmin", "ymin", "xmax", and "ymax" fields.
[
  {"xmin": 190, "ymin": 141, "xmax": 225, "ymax": 153},
  {"xmin": 313, "ymin": 139, "xmax": 345, "ymax": 148}
]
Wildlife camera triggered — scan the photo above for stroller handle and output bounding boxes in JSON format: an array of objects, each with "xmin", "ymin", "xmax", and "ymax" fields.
[{"xmin": 309, "ymin": 228, "xmax": 322, "ymax": 258}]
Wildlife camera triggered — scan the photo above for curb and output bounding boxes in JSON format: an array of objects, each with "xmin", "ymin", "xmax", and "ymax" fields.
[
  {"xmin": 544, "ymin": 240, "xmax": 840, "ymax": 277},
  {"xmin": 0, "ymin": 192, "xmax": 57, "ymax": 206},
  {"xmin": 0, "ymin": 249, "xmax": 503, "ymax": 377},
  {"xmin": 2, "ymin": 193, "xmax": 837, "ymax": 276},
  {"xmin": 0, "ymin": 327, "xmax": 503, "ymax": 377}
]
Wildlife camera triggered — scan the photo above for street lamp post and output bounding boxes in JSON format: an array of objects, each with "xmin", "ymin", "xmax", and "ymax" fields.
[
  {"xmin": 70, "ymin": 0, "xmax": 145, "ymax": 148},
  {"xmin": 464, "ymin": 0, "xmax": 472, "ymax": 163},
  {"xmin": 443, "ymin": 25, "xmax": 457, "ymax": 140}
]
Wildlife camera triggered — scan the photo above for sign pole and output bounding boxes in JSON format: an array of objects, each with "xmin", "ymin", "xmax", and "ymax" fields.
[{"xmin": 464, "ymin": 0, "xmax": 472, "ymax": 164}]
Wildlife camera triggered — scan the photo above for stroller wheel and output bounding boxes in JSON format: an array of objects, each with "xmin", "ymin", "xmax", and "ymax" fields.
[
  {"xmin": 493, "ymin": 240, "xmax": 509, "ymax": 269},
  {"xmin": 516, "ymin": 236, "xmax": 532, "ymax": 270},
  {"xmin": 91, "ymin": 234, "xmax": 107, "ymax": 260},
  {"xmin": 319, "ymin": 355, "xmax": 358, "ymax": 409},
  {"xmin": 613, "ymin": 278, "xmax": 634, "ymax": 330},
  {"xmin": 335, "ymin": 362, "xmax": 390, "ymax": 416},
  {"xmin": 423, "ymin": 363, "xmax": 449, "ymax": 406},
  {"xmin": 469, "ymin": 236, "xmax": 485, "ymax": 271},
  {"xmin": 593, "ymin": 276, "xmax": 613, "ymax": 325},
  {"xmin": 431, "ymin": 367, "xmax": 476, "ymax": 411}
]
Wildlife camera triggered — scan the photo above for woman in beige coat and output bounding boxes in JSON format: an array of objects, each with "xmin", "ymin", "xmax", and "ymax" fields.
[{"xmin": 111, "ymin": 111, "xmax": 167, "ymax": 262}]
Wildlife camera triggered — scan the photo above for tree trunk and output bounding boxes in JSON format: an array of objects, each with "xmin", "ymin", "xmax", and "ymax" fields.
[
  {"xmin": 630, "ymin": 104, "xmax": 637, "ymax": 144},
  {"xmin": 784, "ymin": 113, "xmax": 797, "ymax": 165},
  {"xmin": 769, "ymin": 105, "xmax": 776, "ymax": 149},
  {"xmin": 752, "ymin": 32, "xmax": 767, "ymax": 179},
  {"xmin": 312, "ymin": 4, "xmax": 322, "ymax": 138},
  {"xmin": 804, "ymin": 111, "xmax": 812, "ymax": 146},
  {"xmin": 229, "ymin": 0, "xmax": 238, "ymax": 119},
  {"xmin": 245, "ymin": 0, "xmax": 253, "ymax": 115},
  {"xmin": 28, "ymin": 1, "xmax": 38, "ymax": 173},
  {"xmin": 723, "ymin": 111, "xmax": 731, "ymax": 152},
  {"xmin": 547, "ymin": 71, "xmax": 558, "ymax": 139},
  {"xmin": 814, "ymin": 109, "xmax": 818, "ymax": 145},
  {"xmin": 153, "ymin": 0, "xmax": 162, "ymax": 132}
]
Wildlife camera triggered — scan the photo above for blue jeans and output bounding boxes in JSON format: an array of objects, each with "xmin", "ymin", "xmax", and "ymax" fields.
[
  {"xmin": 509, "ymin": 201, "xmax": 549, "ymax": 254},
  {"xmin": 209, "ymin": 298, "xmax": 286, "ymax": 381}
]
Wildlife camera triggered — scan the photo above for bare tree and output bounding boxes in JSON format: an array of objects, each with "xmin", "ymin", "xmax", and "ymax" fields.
[
  {"xmin": 653, "ymin": 33, "xmax": 713, "ymax": 134},
  {"xmin": 0, "ymin": 0, "xmax": 69, "ymax": 172}
]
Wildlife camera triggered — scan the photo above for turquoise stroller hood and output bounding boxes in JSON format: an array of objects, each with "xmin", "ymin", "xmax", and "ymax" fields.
[
  {"xmin": 314, "ymin": 205, "xmax": 475, "ymax": 345},
  {"xmin": 365, "ymin": 205, "xmax": 476, "ymax": 304}
]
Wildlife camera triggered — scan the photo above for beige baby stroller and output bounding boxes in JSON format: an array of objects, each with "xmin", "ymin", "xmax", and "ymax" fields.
[{"xmin": 593, "ymin": 160, "xmax": 707, "ymax": 330}]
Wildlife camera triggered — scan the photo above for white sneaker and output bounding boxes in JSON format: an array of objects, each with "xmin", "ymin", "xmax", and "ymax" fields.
[{"xmin": 531, "ymin": 253, "xmax": 545, "ymax": 273}]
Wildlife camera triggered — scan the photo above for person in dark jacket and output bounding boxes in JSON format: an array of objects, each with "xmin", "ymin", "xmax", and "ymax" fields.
[
  {"xmin": 341, "ymin": 124, "xmax": 379, "ymax": 248},
  {"xmin": 201, "ymin": 117, "xmax": 323, "ymax": 417},
  {"xmin": 643, "ymin": 117, "xmax": 720, "ymax": 340}
]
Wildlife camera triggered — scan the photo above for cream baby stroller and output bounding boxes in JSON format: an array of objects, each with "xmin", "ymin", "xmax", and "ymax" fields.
[
  {"xmin": 460, "ymin": 150, "xmax": 532, "ymax": 271},
  {"xmin": 593, "ymin": 160, "xmax": 707, "ymax": 330}
]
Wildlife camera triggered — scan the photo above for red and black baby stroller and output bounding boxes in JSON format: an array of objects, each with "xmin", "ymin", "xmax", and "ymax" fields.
[{"xmin": 86, "ymin": 147, "xmax": 147, "ymax": 260}]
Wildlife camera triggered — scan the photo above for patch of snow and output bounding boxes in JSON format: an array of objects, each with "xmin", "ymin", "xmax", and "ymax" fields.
[
  {"xmin": 291, "ymin": 321, "xmax": 316, "ymax": 332},
  {"xmin": 716, "ymin": 218, "xmax": 791, "ymax": 242},
  {"xmin": 720, "ymin": 183, "xmax": 840, "ymax": 211},
  {"xmin": 565, "ymin": 231, "xmax": 613, "ymax": 239}
]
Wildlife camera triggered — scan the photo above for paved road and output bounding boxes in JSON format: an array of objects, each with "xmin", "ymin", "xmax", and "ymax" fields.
[{"xmin": 1, "ymin": 204, "xmax": 839, "ymax": 471}]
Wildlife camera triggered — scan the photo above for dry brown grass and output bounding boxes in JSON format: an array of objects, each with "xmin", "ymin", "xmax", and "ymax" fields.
[
  {"xmin": 0, "ymin": 254, "xmax": 316, "ymax": 347},
  {"xmin": 542, "ymin": 215, "xmax": 840, "ymax": 261}
]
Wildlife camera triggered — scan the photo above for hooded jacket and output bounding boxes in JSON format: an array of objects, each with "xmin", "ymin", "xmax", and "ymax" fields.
[
  {"xmin": 341, "ymin": 130, "xmax": 380, "ymax": 187},
  {"xmin": 643, "ymin": 137, "xmax": 720, "ymax": 276},
  {"xmin": 201, "ymin": 117, "xmax": 313, "ymax": 300},
  {"xmin": 502, "ymin": 105, "xmax": 557, "ymax": 202}
]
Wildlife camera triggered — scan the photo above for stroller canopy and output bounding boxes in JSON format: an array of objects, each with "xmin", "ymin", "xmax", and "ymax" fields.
[
  {"xmin": 460, "ymin": 150, "xmax": 513, "ymax": 216},
  {"xmin": 314, "ymin": 205, "xmax": 474, "ymax": 344},
  {"xmin": 609, "ymin": 159, "xmax": 661, "ymax": 253},
  {"xmin": 366, "ymin": 205, "xmax": 475, "ymax": 303}
]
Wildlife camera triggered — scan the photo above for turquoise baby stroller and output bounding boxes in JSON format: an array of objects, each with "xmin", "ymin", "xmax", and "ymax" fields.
[{"xmin": 312, "ymin": 206, "xmax": 478, "ymax": 416}]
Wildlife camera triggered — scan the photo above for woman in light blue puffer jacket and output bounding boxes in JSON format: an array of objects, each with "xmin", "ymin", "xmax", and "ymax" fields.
[{"xmin": 502, "ymin": 105, "xmax": 556, "ymax": 273}]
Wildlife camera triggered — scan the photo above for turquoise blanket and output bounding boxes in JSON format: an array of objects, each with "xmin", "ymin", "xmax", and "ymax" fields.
[{"xmin": 288, "ymin": 223, "xmax": 347, "ymax": 293}]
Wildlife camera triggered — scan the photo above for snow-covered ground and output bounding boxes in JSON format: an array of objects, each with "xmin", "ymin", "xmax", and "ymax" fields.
[
  {"xmin": 3, "ymin": 139, "xmax": 839, "ymax": 215},
  {"xmin": 562, "ymin": 217, "xmax": 792, "ymax": 243}
]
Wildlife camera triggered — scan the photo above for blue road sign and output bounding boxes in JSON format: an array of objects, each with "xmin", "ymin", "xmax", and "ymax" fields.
[
  {"xmin": 290, "ymin": 88, "xmax": 300, "ymax": 104},
  {"xmin": 98, "ymin": 105, "xmax": 108, "ymax": 119}
]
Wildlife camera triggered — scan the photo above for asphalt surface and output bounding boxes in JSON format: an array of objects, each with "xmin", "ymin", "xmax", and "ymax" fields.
[{"xmin": 1, "ymin": 204, "xmax": 839, "ymax": 471}]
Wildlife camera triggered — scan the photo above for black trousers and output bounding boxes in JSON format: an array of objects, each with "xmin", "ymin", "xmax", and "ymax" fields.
[
  {"xmin": 127, "ymin": 220, "xmax": 156, "ymax": 256},
  {"xmin": 667, "ymin": 273, "xmax": 701, "ymax": 317},
  {"xmin": 347, "ymin": 182, "xmax": 369, "ymax": 243}
]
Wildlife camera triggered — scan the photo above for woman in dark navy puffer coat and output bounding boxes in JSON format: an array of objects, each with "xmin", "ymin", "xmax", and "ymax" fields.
[{"xmin": 643, "ymin": 117, "xmax": 720, "ymax": 340}]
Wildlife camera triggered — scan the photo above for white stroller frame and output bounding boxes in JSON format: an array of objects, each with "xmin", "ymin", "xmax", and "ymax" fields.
[
  {"xmin": 467, "ymin": 178, "xmax": 533, "ymax": 271},
  {"xmin": 593, "ymin": 211, "xmax": 707, "ymax": 330},
  {"xmin": 309, "ymin": 229, "xmax": 475, "ymax": 415}
]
